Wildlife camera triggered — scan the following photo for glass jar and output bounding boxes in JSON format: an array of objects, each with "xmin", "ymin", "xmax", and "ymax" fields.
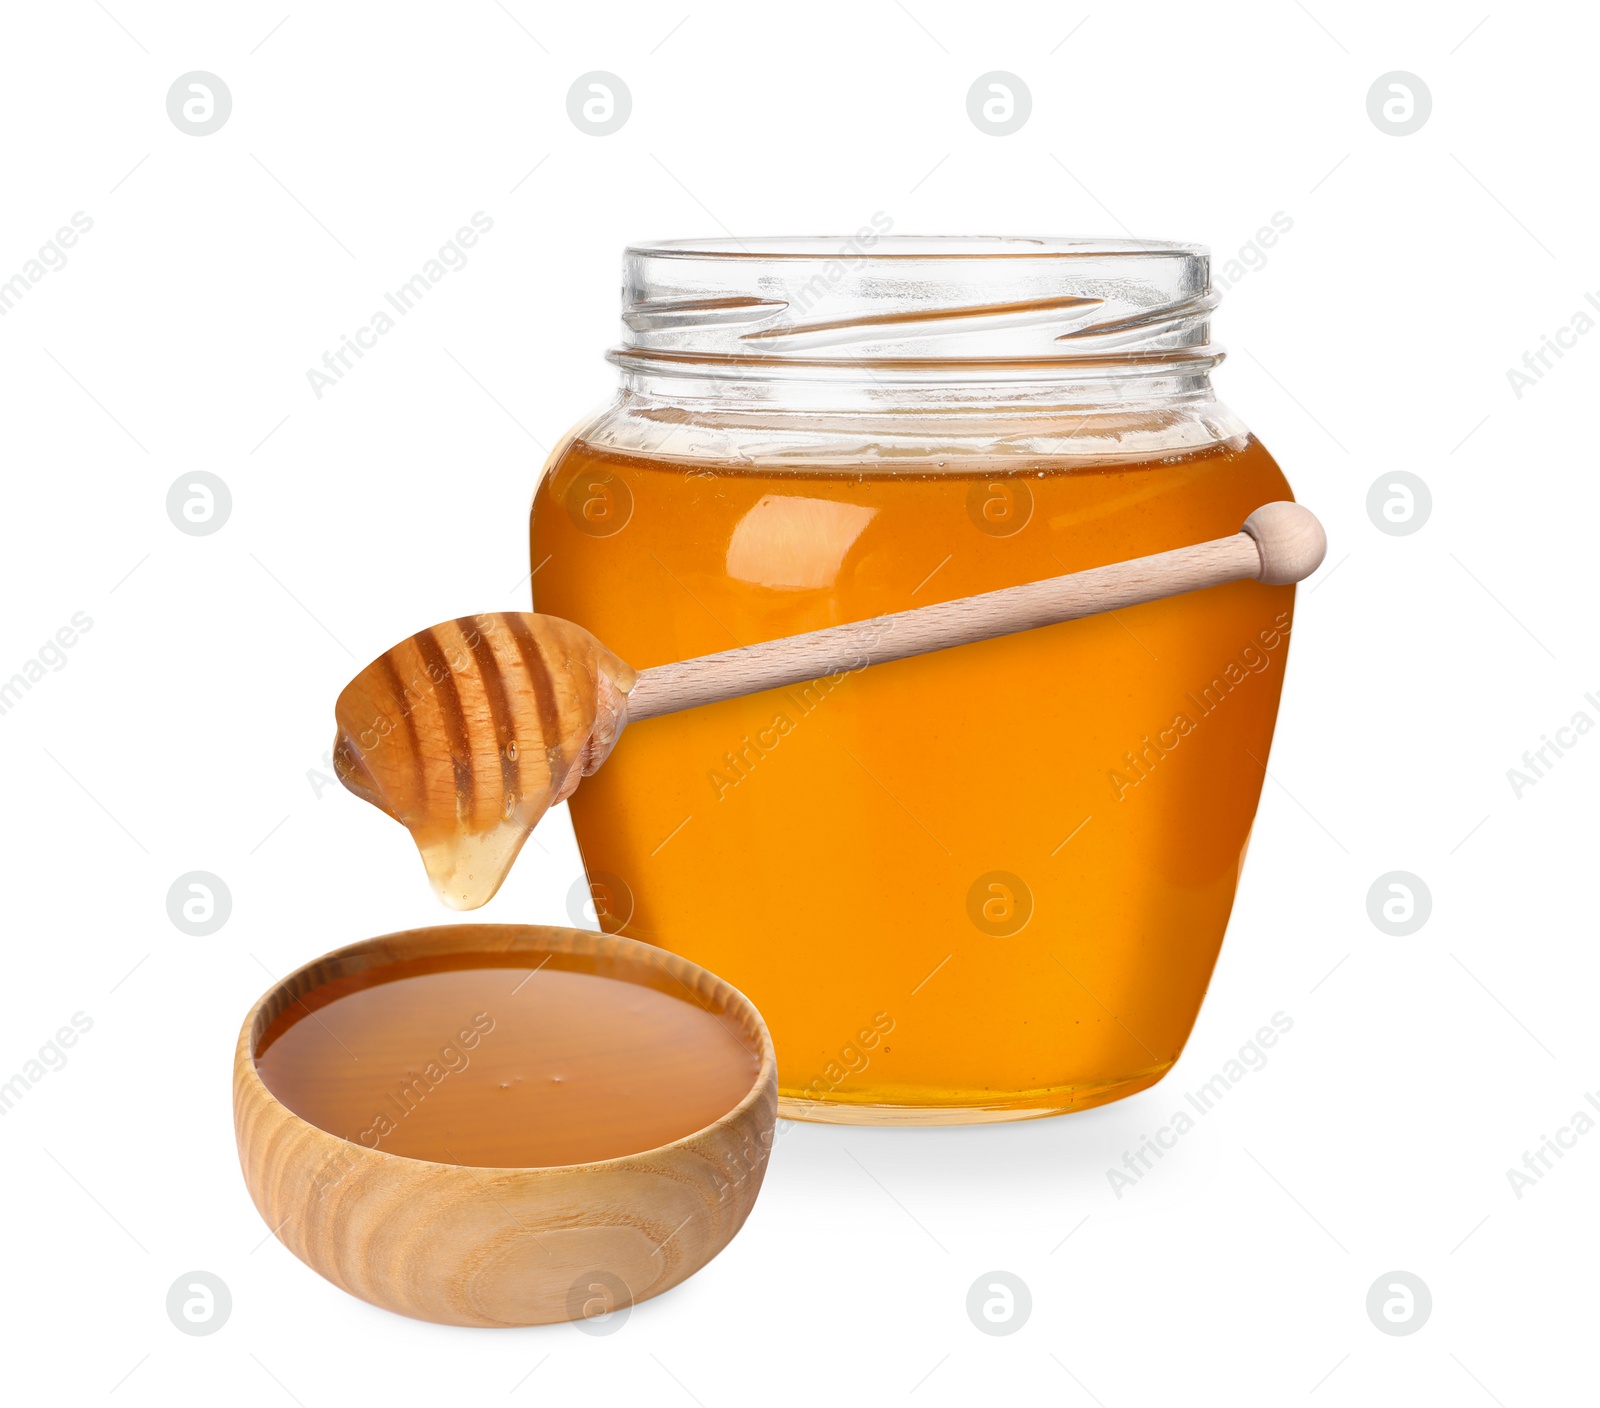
[{"xmin": 530, "ymin": 237, "xmax": 1297, "ymax": 1125}]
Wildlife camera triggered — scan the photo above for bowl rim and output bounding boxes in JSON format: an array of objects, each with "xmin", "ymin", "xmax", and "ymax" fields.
[{"xmin": 234, "ymin": 921, "xmax": 778, "ymax": 1177}]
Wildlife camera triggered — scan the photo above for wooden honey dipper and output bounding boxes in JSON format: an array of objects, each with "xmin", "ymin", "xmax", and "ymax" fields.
[{"xmin": 334, "ymin": 501, "xmax": 1325, "ymax": 909}]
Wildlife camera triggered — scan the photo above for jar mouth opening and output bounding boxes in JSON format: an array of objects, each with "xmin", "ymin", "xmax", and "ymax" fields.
[{"xmin": 628, "ymin": 235, "xmax": 1209, "ymax": 261}]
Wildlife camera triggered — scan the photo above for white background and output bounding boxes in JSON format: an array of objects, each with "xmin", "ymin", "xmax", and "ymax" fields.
[{"xmin": 2, "ymin": 2, "xmax": 1595, "ymax": 1403}]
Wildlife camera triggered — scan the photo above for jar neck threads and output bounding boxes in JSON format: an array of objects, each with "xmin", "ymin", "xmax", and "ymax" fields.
[{"xmin": 610, "ymin": 236, "xmax": 1223, "ymax": 410}]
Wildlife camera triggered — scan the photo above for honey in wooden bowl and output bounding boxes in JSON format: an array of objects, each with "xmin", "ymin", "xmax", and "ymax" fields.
[
  {"xmin": 255, "ymin": 953, "xmax": 760, "ymax": 1168},
  {"xmin": 233, "ymin": 924, "xmax": 777, "ymax": 1327}
]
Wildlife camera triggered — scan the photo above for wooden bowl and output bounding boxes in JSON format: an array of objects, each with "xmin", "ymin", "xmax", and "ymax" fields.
[{"xmin": 233, "ymin": 923, "xmax": 778, "ymax": 1327}]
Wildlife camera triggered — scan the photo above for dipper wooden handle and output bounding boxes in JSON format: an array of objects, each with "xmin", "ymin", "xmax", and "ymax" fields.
[{"xmin": 625, "ymin": 501, "xmax": 1324, "ymax": 722}]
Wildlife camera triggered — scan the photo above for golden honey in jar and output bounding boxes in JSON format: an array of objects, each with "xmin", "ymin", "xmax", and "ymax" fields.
[{"xmin": 530, "ymin": 238, "xmax": 1297, "ymax": 1125}]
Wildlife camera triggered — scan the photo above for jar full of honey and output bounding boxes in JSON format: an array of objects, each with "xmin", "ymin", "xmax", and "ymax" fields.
[{"xmin": 530, "ymin": 237, "xmax": 1298, "ymax": 1125}]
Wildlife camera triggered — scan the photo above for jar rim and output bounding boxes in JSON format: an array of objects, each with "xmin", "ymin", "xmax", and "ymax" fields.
[{"xmin": 627, "ymin": 235, "xmax": 1209, "ymax": 261}]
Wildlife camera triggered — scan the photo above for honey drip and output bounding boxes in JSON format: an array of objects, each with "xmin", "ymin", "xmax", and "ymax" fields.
[{"xmin": 333, "ymin": 613, "xmax": 636, "ymax": 909}]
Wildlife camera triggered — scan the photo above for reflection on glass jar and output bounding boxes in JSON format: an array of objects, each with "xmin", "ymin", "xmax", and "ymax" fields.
[{"xmin": 531, "ymin": 238, "xmax": 1298, "ymax": 1125}]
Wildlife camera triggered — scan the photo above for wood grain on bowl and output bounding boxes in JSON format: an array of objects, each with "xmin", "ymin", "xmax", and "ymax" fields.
[{"xmin": 233, "ymin": 924, "xmax": 777, "ymax": 1327}]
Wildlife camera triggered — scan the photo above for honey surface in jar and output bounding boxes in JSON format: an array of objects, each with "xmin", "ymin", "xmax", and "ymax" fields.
[
  {"xmin": 254, "ymin": 954, "xmax": 760, "ymax": 1166},
  {"xmin": 531, "ymin": 435, "xmax": 1295, "ymax": 1123}
]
